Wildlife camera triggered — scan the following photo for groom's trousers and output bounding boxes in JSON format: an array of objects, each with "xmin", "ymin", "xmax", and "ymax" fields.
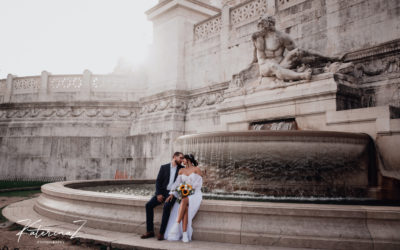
[{"xmin": 145, "ymin": 193, "xmax": 176, "ymax": 234}]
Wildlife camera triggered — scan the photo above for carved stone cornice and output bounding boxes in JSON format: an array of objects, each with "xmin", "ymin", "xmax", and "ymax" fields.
[
  {"xmin": 187, "ymin": 82, "xmax": 228, "ymax": 110},
  {"xmin": 138, "ymin": 83, "xmax": 230, "ymax": 114},
  {"xmin": 139, "ymin": 90, "xmax": 189, "ymax": 103},
  {"xmin": 139, "ymin": 90, "xmax": 189, "ymax": 114},
  {"xmin": 0, "ymin": 101, "xmax": 139, "ymax": 121},
  {"xmin": 343, "ymin": 39, "xmax": 400, "ymax": 62}
]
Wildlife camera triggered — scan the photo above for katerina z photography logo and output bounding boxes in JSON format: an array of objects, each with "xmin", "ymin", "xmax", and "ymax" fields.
[{"xmin": 16, "ymin": 219, "xmax": 87, "ymax": 243}]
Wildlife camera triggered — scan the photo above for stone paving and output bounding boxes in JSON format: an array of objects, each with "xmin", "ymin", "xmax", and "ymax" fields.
[
  {"xmin": 0, "ymin": 194, "xmax": 98, "ymax": 250},
  {"xmin": 2, "ymin": 197, "xmax": 315, "ymax": 250}
]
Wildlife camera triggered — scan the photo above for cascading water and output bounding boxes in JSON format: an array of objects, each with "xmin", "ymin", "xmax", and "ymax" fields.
[
  {"xmin": 249, "ymin": 119, "xmax": 297, "ymax": 130},
  {"xmin": 174, "ymin": 131, "xmax": 376, "ymax": 198}
]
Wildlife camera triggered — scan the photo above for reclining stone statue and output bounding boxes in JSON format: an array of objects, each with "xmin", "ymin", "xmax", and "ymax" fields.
[
  {"xmin": 230, "ymin": 16, "xmax": 354, "ymax": 88},
  {"xmin": 229, "ymin": 15, "xmax": 353, "ymax": 90},
  {"xmin": 251, "ymin": 15, "xmax": 313, "ymax": 81}
]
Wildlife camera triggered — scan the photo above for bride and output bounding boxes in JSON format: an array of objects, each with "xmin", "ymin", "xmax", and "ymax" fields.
[{"xmin": 164, "ymin": 154, "xmax": 203, "ymax": 243}]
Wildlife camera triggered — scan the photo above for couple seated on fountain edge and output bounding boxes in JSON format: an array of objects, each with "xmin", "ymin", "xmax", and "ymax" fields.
[{"xmin": 141, "ymin": 152, "xmax": 203, "ymax": 243}]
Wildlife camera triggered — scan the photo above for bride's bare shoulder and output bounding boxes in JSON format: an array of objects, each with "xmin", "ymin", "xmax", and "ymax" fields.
[{"xmin": 194, "ymin": 167, "xmax": 202, "ymax": 176}]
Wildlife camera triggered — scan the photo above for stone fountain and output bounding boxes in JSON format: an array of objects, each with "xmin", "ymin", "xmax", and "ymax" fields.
[{"xmin": 175, "ymin": 130, "xmax": 376, "ymax": 198}]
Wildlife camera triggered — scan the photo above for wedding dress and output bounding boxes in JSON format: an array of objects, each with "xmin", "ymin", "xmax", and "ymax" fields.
[{"xmin": 164, "ymin": 173, "xmax": 203, "ymax": 241}]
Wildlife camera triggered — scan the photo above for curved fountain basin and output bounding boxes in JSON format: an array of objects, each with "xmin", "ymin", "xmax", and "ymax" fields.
[
  {"xmin": 33, "ymin": 180, "xmax": 400, "ymax": 249},
  {"xmin": 175, "ymin": 131, "xmax": 375, "ymax": 197}
]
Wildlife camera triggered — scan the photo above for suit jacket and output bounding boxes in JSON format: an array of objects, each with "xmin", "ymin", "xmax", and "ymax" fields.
[{"xmin": 155, "ymin": 163, "xmax": 183, "ymax": 196}]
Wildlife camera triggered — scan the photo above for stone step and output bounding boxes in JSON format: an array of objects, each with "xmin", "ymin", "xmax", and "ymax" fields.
[{"xmin": 2, "ymin": 198, "xmax": 301, "ymax": 250}]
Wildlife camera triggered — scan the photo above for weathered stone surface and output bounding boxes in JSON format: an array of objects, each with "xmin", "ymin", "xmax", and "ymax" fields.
[{"xmin": 7, "ymin": 180, "xmax": 395, "ymax": 249}]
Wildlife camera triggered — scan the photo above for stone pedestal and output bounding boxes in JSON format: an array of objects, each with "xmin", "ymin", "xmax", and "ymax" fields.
[{"xmin": 218, "ymin": 73, "xmax": 360, "ymax": 131}]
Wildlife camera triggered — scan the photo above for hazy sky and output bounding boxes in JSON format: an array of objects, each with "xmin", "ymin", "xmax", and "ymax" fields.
[{"xmin": 0, "ymin": 0, "xmax": 157, "ymax": 79}]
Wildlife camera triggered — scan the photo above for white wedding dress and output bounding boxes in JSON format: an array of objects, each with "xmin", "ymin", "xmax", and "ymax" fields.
[{"xmin": 164, "ymin": 173, "xmax": 203, "ymax": 241}]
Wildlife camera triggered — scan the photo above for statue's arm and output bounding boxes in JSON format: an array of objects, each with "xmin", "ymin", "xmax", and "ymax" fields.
[
  {"xmin": 251, "ymin": 32, "xmax": 262, "ymax": 63},
  {"xmin": 281, "ymin": 32, "xmax": 296, "ymax": 51},
  {"xmin": 252, "ymin": 41, "xmax": 258, "ymax": 63}
]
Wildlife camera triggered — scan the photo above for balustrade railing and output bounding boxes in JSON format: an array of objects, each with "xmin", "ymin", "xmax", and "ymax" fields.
[
  {"xmin": 12, "ymin": 76, "xmax": 41, "ymax": 94},
  {"xmin": 194, "ymin": 13, "xmax": 222, "ymax": 41},
  {"xmin": 0, "ymin": 71, "xmax": 144, "ymax": 103},
  {"xmin": 230, "ymin": 0, "xmax": 268, "ymax": 26},
  {"xmin": 193, "ymin": 0, "xmax": 271, "ymax": 42},
  {"xmin": 48, "ymin": 75, "xmax": 83, "ymax": 92}
]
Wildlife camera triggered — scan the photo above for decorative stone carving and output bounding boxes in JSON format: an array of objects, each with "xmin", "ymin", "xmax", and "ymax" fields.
[
  {"xmin": 194, "ymin": 14, "xmax": 222, "ymax": 41},
  {"xmin": 70, "ymin": 109, "xmax": 84, "ymax": 117},
  {"xmin": 230, "ymin": 0, "xmax": 268, "ymax": 26},
  {"xmin": 56, "ymin": 109, "xmax": 71, "ymax": 117},
  {"xmin": 0, "ymin": 106, "xmax": 137, "ymax": 120},
  {"xmin": 188, "ymin": 91, "xmax": 224, "ymax": 109},
  {"xmin": 49, "ymin": 76, "xmax": 82, "ymax": 91},
  {"xmin": 140, "ymin": 97, "xmax": 188, "ymax": 114},
  {"xmin": 353, "ymin": 56, "xmax": 400, "ymax": 78},
  {"xmin": 13, "ymin": 77, "xmax": 40, "ymax": 92},
  {"xmin": 15, "ymin": 110, "xmax": 29, "ymax": 118}
]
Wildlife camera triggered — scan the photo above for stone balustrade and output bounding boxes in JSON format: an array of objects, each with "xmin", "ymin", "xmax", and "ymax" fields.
[
  {"xmin": 194, "ymin": 13, "xmax": 222, "ymax": 41},
  {"xmin": 230, "ymin": 0, "xmax": 268, "ymax": 26},
  {"xmin": 193, "ymin": 0, "xmax": 271, "ymax": 41},
  {"xmin": 0, "ymin": 70, "xmax": 145, "ymax": 103}
]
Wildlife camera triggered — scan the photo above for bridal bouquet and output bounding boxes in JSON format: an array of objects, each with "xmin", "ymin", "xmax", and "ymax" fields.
[{"xmin": 176, "ymin": 182, "xmax": 194, "ymax": 203}]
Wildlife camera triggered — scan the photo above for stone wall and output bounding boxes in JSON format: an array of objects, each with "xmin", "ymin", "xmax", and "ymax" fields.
[
  {"xmin": 0, "ymin": 101, "xmax": 143, "ymax": 180},
  {"xmin": 0, "ymin": 135, "xmax": 164, "ymax": 180},
  {"xmin": 184, "ymin": 0, "xmax": 400, "ymax": 91}
]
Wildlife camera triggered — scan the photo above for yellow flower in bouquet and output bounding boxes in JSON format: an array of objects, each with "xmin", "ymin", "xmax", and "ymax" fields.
[{"xmin": 176, "ymin": 182, "xmax": 194, "ymax": 202}]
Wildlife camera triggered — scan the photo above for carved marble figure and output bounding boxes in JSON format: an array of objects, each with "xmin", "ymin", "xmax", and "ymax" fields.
[{"xmin": 251, "ymin": 16, "xmax": 312, "ymax": 81}]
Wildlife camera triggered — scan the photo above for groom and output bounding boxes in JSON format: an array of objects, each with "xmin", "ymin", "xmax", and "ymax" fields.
[{"xmin": 141, "ymin": 152, "xmax": 184, "ymax": 240}]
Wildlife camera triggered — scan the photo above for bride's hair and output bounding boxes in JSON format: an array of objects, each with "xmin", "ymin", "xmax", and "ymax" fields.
[{"xmin": 184, "ymin": 154, "xmax": 198, "ymax": 166}]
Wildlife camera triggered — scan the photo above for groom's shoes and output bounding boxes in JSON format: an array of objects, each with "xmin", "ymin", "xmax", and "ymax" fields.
[
  {"xmin": 140, "ymin": 231, "xmax": 155, "ymax": 239},
  {"xmin": 157, "ymin": 234, "xmax": 164, "ymax": 241}
]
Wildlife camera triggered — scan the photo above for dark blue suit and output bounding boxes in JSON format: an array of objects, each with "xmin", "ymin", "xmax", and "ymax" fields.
[{"xmin": 145, "ymin": 163, "xmax": 183, "ymax": 234}]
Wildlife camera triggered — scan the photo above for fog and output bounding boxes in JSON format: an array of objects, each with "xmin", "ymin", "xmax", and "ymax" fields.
[{"xmin": 0, "ymin": 0, "xmax": 157, "ymax": 78}]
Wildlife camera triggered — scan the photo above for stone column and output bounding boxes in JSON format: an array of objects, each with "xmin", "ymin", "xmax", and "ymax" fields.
[
  {"xmin": 82, "ymin": 69, "xmax": 92, "ymax": 100},
  {"xmin": 4, "ymin": 74, "xmax": 14, "ymax": 103},
  {"xmin": 219, "ymin": 4, "xmax": 231, "ymax": 83},
  {"xmin": 39, "ymin": 71, "xmax": 50, "ymax": 102}
]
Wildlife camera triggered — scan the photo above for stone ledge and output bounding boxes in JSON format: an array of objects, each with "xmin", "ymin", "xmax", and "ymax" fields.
[
  {"xmin": 3, "ymin": 198, "xmax": 270, "ymax": 250},
  {"xmin": 218, "ymin": 74, "xmax": 339, "ymax": 113},
  {"xmin": 20, "ymin": 180, "xmax": 400, "ymax": 249}
]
